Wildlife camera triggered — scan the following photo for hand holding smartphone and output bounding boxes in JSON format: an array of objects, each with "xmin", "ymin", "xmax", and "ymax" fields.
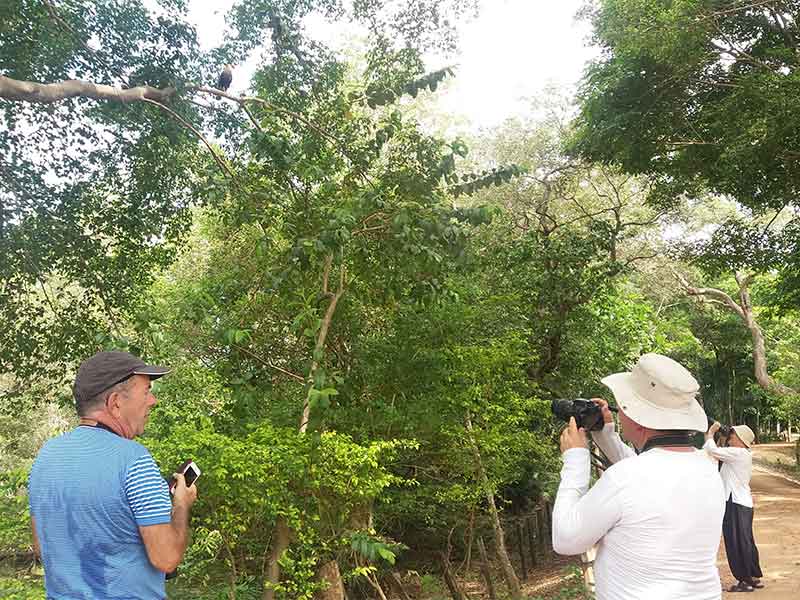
[
  {"xmin": 169, "ymin": 459, "xmax": 201, "ymax": 495},
  {"xmin": 165, "ymin": 460, "xmax": 200, "ymax": 581}
]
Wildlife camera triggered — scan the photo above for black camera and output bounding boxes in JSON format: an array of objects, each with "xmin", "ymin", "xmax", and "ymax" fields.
[
  {"xmin": 715, "ymin": 424, "xmax": 733, "ymax": 445},
  {"xmin": 707, "ymin": 418, "xmax": 732, "ymax": 444},
  {"xmin": 551, "ymin": 398, "xmax": 606, "ymax": 432}
]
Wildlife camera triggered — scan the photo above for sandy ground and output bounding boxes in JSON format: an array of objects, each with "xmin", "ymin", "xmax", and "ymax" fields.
[
  {"xmin": 719, "ymin": 444, "xmax": 800, "ymax": 599},
  {"xmin": 752, "ymin": 443, "xmax": 797, "ymax": 470}
]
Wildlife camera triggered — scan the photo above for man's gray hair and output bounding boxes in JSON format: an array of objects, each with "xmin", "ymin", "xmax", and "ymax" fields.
[{"xmin": 76, "ymin": 377, "xmax": 133, "ymax": 416}]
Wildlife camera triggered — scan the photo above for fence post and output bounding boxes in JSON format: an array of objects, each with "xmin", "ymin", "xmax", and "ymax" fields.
[
  {"xmin": 526, "ymin": 515, "xmax": 538, "ymax": 569},
  {"xmin": 536, "ymin": 507, "xmax": 547, "ymax": 556},
  {"xmin": 545, "ymin": 499, "xmax": 552, "ymax": 532},
  {"xmin": 516, "ymin": 519, "xmax": 527, "ymax": 579},
  {"xmin": 543, "ymin": 500, "xmax": 552, "ymax": 558}
]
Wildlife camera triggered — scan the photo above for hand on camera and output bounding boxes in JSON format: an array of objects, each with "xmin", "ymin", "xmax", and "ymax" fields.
[
  {"xmin": 706, "ymin": 421, "xmax": 721, "ymax": 441},
  {"xmin": 560, "ymin": 417, "xmax": 588, "ymax": 453},
  {"xmin": 591, "ymin": 398, "xmax": 614, "ymax": 425},
  {"xmin": 171, "ymin": 473, "xmax": 198, "ymax": 509}
]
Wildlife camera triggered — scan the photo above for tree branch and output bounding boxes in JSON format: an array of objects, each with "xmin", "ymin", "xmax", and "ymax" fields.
[
  {"xmin": 671, "ymin": 268, "xmax": 746, "ymax": 319},
  {"xmin": 231, "ymin": 344, "xmax": 305, "ymax": 383},
  {"xmin": 623, "ymin": 252, "xmax": 659, "ymax": 266},
  {"xmin": 141, "ymin": 98, "xmax": 235, "ymax": 180},
  {"xmin": 195, "ymin": 86, "xmax": 376, "ymax": 187},
  {"xmin": 0, "ymin": 75, "xmax": 175, "ymax": 104},
  {"xmin": 673, "ymin": 268, "xmax": 797, "ymax": 396},
  {"xmin": 298, "ymin": 256, "xmax": 347, "ymax": 433},
  {"xmin": 197, "ymin": 87, "xmax": 347, "ymax": 159}
]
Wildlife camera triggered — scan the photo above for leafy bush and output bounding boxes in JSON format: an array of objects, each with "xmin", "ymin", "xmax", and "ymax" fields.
[
  {"xmin": 147, "ymin": 418, "xmax": 414, "ymax": 598},
  {"xmin": 0, "ymin": 468, "xmax": 32, "ymax": 560},
  {"xmin": 0, "ymin": 576, "xmax": 45, "ymax": 600}
]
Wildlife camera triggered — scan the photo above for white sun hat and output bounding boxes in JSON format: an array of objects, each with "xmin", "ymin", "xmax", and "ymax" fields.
[
  {"xmin": 601, "ymin": 353, "xmax": 708, "ymax": 432},
  {"xmin": 732, "ymin": 425, "xmax": 755, "ymax": 448}
]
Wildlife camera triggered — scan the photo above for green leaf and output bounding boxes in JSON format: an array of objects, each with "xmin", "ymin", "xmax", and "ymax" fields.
[{"xmin": 377, "ymin": 547, "xmax": 396, "ymax": 564}]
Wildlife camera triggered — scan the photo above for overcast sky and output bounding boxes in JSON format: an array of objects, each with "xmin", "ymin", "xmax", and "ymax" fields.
[{"xmin": 188, "ymin": 0, "xmax": 598, "ymax": 130}]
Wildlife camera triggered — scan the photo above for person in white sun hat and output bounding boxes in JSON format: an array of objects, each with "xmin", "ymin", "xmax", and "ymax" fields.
[
  {"xmin": 705, "ymin": 422, "xmax": 763, "ymax": 593},
  {"xmin": 552, "ymin": 353, "xmax": 726, "ymax": 600}
]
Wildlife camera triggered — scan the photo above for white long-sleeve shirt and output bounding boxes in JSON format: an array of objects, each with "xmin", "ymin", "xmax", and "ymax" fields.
[
  {"xmin": 553, "ymin": 425, "xmax": 726, "ymax": 600},
  {"xmin": 592, "ymin": 422, "xmax": 637, "ymax": 464},
  {"xmin": 703, "ymin": 438, "xmax": 754, "ymax": 507}
]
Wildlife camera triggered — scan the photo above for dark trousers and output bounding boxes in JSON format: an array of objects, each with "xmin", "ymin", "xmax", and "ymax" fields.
[{"xmin": 722, "ymin": 498, "xmax": 763, "ymax": 582}]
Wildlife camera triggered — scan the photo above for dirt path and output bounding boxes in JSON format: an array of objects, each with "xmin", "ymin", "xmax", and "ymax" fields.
[{"xmin": 719, "ymin": 447, "xmax": 800, "ymax": 599}]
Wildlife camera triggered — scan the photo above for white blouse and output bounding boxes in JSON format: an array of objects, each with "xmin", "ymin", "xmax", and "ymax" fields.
[{"xmin": 703, "ymin": 438, "xmax": 754, "ymax": 508}]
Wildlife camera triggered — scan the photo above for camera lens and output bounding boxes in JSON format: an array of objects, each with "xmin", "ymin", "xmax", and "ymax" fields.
[{"xmin": 551, "ymin": 399, "xmax": 575, "ymax": 421}]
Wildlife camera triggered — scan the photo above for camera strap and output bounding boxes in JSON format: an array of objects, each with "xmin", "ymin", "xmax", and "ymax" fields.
[
  {"xmin": 78, "ymin": 418, "xmax": 119, "ymax": 437},
  {"xmin": 639, "ymin": 433, "xmax": 696, "ymax": 454}
]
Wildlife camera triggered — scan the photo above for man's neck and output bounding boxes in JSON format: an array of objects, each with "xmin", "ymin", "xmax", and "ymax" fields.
[{"xmin": 80, "ymin": 411, "xmax": 134, "ymax": 439}]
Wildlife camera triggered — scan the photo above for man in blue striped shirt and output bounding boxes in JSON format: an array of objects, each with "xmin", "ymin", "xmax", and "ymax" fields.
[{"xmin": 29, "ymin": 351, "xmax": 198, "ymax": 599}]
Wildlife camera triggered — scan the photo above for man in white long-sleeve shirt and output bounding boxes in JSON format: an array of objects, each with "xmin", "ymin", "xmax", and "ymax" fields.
[{"xmin": 552, "ymin": 353, "xmax": 726, "ymax": 600}]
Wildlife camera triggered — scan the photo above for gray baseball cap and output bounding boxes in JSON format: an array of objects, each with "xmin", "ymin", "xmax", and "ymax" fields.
[{"xmin": 74, "ymin": 350, "xmax": 170, "ymax": 404}]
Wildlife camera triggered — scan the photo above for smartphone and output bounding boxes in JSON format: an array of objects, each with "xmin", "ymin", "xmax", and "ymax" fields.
[{"xmin": 169, "ymin": 459, "xmax": 201, "ymax": 494}]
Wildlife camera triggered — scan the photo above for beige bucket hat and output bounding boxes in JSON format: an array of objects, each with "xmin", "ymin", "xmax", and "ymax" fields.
[
  {"xmin": 732, "ymin": 425, "xmax": 755, "ymax": 448},
  {"xmin": 601, "ymin": 353, "xmax": 708, "ymax": 432}
]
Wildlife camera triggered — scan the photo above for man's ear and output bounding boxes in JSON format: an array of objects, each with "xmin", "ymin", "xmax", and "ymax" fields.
[{"xmin": 106, "ymin": 391, "xmax": 124, "ymax": 415}]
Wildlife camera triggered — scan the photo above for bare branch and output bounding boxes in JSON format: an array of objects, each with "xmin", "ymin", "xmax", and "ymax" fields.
[
  {"xmin": 623, "ymin": 252, "xmax": 659, "ymax": 266},
  {"xmin": 0, "ymin": 75, "xmax": 175, "ymax": 104},
  {"xmin": 299, "ymin": 257, "xmax": 347, "ymax": 433},
  {"xmin": 762, "ymin": 203, "xmax": 787, "ymax": 236},
  {"xmin": 673, "ymin": 268, "xmax": 797, "ymax": 396},
  {"xmin": 322, "ymin": 254, "xmax": 333, "ymax": 296},
  {"xmin": 702, "ymin": 1, "xmax": 786, "ymax": 19},
  {"xmin": 734, "ymin": 271, "xmax": 755, "ymax": 290},
  {"xmin": 671, "ymin": 267, "xmax": 746, "ymax": 319},
  {"xmin": 197, "ymin": 86, "xmax": 376, "ymax": 188},
  {"xmin": 352, "ymin": 224, "xmax": 389, "ymax": 237},
  {"xmin": 240, "ymin": 102, "xmax": 264, "ymax": 133},
  {"xmin": 232, "ymin": 344, "xmax": 305, "ymax": 383}
]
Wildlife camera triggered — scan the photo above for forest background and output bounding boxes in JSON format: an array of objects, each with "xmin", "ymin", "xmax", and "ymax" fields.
[{"xmin": 2, "ymin": 1, "xmax": 800, "ymax": 599}]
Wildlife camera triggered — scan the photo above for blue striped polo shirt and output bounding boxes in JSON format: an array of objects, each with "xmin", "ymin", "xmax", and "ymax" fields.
[{"xmin": 28, "ymin": 426, "xmax": 172, "ymax": 599}]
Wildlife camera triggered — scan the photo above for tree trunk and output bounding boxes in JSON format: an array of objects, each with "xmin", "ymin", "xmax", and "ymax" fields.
[
  {"xmin": 264, "ymin": 256, "xmax": 347, "ymax": 600},
  {"xmin": 756, "ymin": 410, "xmax": 760, "ymax": 441},
  {"xmin": 297, "ymin": 256, "xmax": 347, "ymax": 599},
  {"xmin": 463, "ymin": 510, "xmax": 474, "ymax": 572},
  {"xmin": 674, "ymin": 270, "xmax": 797, "ymax": 397},
  {"xmin": 734, "ymin": 273, "xmax": 795, "ymax": 396},
  {"xmin": 465, "ymin": 413, "xmax": 523, "ymax": 600},
  {"xmin": 263, "ymin": 517, "xmax": 291, "ymax": 600},
  {"xmin": 314, "ymin": 560, "xmax": 345, "ymax": 600},
  {"xmin": 440, "ymin": 551, "xmax": 468, "ymax": 600},
  {"xmin": 795, "ymin": 437, "xmax": 800, "ymax": 466},
  {"xmin": 477, "ymin": 536, "xmax": 498, "ymax": 600},
  {"xmin": 387, "ymin": 572, "xmax": 412, "ymax": 600}
]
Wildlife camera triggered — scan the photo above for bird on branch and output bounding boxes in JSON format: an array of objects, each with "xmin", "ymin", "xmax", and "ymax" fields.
[{"xmin": 216, "ymin": 64, "xmax": 233, "ymax": 92}]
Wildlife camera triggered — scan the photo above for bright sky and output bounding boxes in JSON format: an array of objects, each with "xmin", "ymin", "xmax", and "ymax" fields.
[{"xmin": 188, "ymin": 0, "xmax": 598, "ymax": 130}]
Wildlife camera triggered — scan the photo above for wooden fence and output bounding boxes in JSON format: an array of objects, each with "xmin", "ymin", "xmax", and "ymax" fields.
[
  {"xmin": 470, "ymin": 500, "xmax": 556, "ymax": 597},
  {"xmin": 501, "ymin": 500, "xmax": 553, "ymax": 580}
]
